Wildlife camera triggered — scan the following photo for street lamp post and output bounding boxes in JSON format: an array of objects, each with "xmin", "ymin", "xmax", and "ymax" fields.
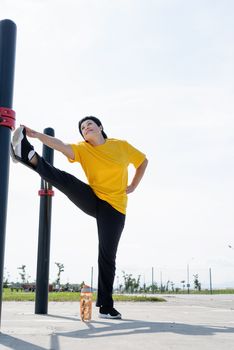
[
  {"xmin": 160, "ymin": 271, "xmax": 163, "ymax": 293},
  {"xmin": 91, "ymin": 266, "xmax": 93, "ymax": 291},
  {"xmin": 187, "ymin": 263, "xmax": 190, "ymax": 294},
  {"xmin": 209, "ymin": 267, "xmax": 212, "ymax": 294},
  {"xmin": 152, "ymin": 266, "xmax": 154, "ymax": 294},
  {"xmin": 186, "ymin": 258, "xmax": 194, "ymax": 294}
]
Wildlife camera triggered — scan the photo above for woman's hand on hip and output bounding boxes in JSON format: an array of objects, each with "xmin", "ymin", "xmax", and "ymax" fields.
[{"xmin": 126, "ymin": 184, "xmax": 135, "ymax": 194}]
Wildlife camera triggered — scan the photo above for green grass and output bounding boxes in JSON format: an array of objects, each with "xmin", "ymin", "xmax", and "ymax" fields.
[
  {"xmin": 113, "ymin": 294, "xmax": 165, "ymax": 302},
  {"xmin": 3, "ymin": 289, "xmax": 35, "ymax": 301},
  {"xmin": 4, "ymin": 288, "xmax": 234, "ymax": 302},
  {"xmin": 198, "ymin": 289, "xmax": 234, "ymax": 294},
  {"xmin": 158, "ymin": 289, "xmax": 234, "ymax": 295},
  {"xmin": 2, "ymin": 289, "xmax": 165, "ymax": 302}
]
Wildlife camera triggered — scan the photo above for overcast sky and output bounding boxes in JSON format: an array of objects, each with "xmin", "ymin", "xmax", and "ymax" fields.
[{"xmin": 1, "ymin": 0, "xmax": 234, "ymax": 289}]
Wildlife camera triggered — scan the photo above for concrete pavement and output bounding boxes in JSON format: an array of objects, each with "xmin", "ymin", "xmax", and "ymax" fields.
[{"xmin": 0, "ymin": 294, "xmax": 234, "ymax": 349}]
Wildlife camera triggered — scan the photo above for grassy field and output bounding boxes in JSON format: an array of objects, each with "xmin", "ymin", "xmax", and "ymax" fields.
[
  {"xmin": 2, "ymin": 288, "xmax": 165, "ymax": 302},
  {"xmin": 3, "ymin": 288, "xmax": 234, "ymax": 302}
]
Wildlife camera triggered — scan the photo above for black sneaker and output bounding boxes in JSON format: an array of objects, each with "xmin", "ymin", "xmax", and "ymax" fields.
[
  {"xmin": 11, "ymin": 126, "xmax": 35, "ymax": 163},
  {"xmin": 98, "ymin": 307, "xmax": 122, "ymax": 319}
]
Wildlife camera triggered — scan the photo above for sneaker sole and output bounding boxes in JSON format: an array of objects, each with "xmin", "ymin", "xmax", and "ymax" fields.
[
  {"xmin": 10, "ymin": 144, "xmax": 35, "ymax": 170},
  {"xmin": 98, "ymin": 313, "xmax": 122, "ymax": 319},
  {"xmin": 12, "ymin": 126, "xmax": 24, "ymax": 158},
  {"xmin": 10, "ymin": 144, "xmax": 19, "ymax": 163}
]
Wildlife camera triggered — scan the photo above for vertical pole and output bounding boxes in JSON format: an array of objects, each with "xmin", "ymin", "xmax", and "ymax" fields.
[
  {"xmin": 91, "ymin": 266, "xmax": 93, "ymax": 292},
  {"xmin": 187, "ymin": 264, "xmax": 190, "ymax": 294},
  {"xmin": 0, "ymin": 19, "xmax": 17, "ymax": 326},
  {"xmin": 209, "ymin": 267, "xmax": 213, "ymax": 295},
  {"xmin": 160, "ymin": 271, "xmax": 163, "ymax": 293},
  {"xmin": 151, "ymin": 267, "xmax": 154, "ymax": 293},
  {"xmin": 35, "ymin": 128, "xmax": 54, "ymax": 314}
]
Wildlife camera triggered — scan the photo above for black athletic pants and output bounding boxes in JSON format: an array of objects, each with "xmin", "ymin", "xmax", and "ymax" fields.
[{"xmin": 34, "ymin": 156, "xmax": 125, "ymax": 307}]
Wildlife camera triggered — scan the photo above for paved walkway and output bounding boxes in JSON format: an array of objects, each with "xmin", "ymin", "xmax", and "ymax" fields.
[{"xmin": 0, "ymin": 294, "xmax": 234, "ymax": 349}]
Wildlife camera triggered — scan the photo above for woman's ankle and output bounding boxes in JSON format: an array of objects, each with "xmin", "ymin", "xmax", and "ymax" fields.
[{"xmin": 30, "ymin": 153, "xmax": 38, "ymax": 167}]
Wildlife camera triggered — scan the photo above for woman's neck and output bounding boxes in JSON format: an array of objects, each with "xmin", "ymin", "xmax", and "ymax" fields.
[{"xmin": 87, "ymin": 134, "xmax": 106, "ymax": 146}]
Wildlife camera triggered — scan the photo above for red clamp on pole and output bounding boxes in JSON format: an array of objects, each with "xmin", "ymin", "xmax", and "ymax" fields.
[
  {"xmin": 0, "ymin": 107, "xmax": 16, "ymax": 130},
  {"xmin": 38, "ymin": 189, "xmax": 54, "ymax": 197}
]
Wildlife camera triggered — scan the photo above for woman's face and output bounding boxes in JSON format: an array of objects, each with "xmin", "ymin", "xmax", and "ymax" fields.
[{"xmin": 80, "ymin": 119, "xmax": 102, "ymax": 140}]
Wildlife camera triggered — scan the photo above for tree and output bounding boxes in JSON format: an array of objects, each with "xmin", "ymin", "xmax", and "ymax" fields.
[
  {"xmin": 122, "ymin": 271, "xmax": 141, "ymax": 293},
  {"xmin": 193, "ymin": 274, "xmax": 201, "ymax": 291},
  {"xmin": 17, "ymin": 265, "xmax": 30, "ymax": 284},
  {"xmin": 147, "ymin": 282, "xmax": 158, "ymax": 293},
  {"xmin": 181, "ymin": 280, "xmax": 186, "ymax": 292},
  {"xmin": 55, "ymin": 262, "xmax": 64, "ymax": 289},
  {"xmin": 166, "ymin": 280, "xmax": 170, "ymax": 291},
  {"xmin": 3, "ymin": 268, "xmax": 10, "ymax": 288}
]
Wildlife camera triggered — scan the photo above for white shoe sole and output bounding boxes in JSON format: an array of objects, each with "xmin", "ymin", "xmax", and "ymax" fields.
[
  {"xmin": 10, "ymin": 144, "xmax": 19, "ymax": 163},
  {"xmin": 98, "ymin": 313, "xmax": 122, "ymax": 319},
  {"xmin": 12, "ymin": 126, "xmax": 24, "ymax": 158}
]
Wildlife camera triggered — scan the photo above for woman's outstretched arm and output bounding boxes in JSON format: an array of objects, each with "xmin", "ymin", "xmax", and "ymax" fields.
[{"xmin": 23, "ymin": 125, "xmax": 75, "ymax": 160}]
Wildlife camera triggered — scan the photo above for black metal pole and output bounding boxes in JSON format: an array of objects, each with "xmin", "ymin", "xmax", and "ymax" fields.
[
  {"xmin": 35, "ymin": 128, "xmax": 54, "ymax": 314},
  {"xmin": 0, "ymin": 19, "xmax": 17, "ymax": 326}
]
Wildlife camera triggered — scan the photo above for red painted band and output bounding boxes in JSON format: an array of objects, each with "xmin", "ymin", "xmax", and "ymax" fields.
[
  {"xmin": 38, "ymin": 189, "xmax": 54, "ymax": 197},
  {"xmin": 0, "ymin": 107, "xmax": 16, "ymax": 130}
]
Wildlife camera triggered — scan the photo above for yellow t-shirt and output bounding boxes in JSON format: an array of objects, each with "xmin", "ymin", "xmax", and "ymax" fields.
[{"xmin": 68, "ymin": 139, "xmax": 146, "ymax": 214}]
